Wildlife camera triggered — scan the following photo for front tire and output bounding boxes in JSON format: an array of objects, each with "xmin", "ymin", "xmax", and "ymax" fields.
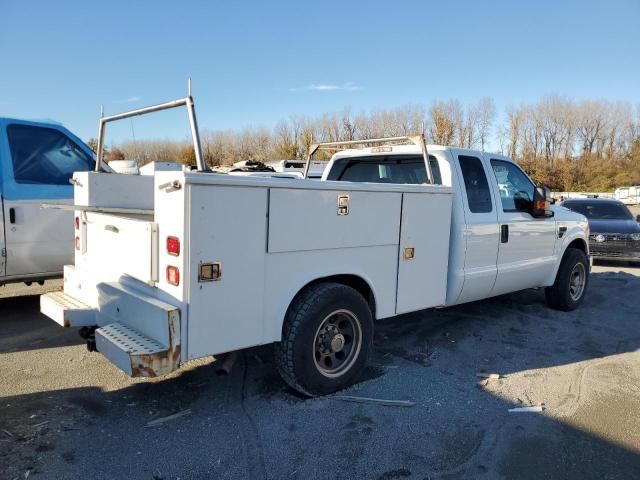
[
  {"xmin": 545, "ymin": 248, "xmax": 589, "ymax": 311},
  {"xmin": 275, "ymin": 282, "xmax": 373, "ymax": 396}
]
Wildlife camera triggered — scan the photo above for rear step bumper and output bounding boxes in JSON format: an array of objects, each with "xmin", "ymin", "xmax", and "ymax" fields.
[
  {"xmin": 96, "ymin": 322, "xmax": 180, "ymax": 377},
  {"xmin": 41, "ymin": 291, "xmax": 95, "ymax": 327},
  {"xmin": 40, "ymin": 283, "xmax": 182, "ymax": 378}
]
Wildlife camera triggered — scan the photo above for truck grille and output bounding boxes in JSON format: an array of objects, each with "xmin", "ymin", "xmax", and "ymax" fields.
[{"xmin": 589, "ymin": 234, "xmax": 640, "ymax": 258}]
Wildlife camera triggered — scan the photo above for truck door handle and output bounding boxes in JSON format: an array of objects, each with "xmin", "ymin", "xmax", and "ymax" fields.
[
  {"xmin": 501, "ymin": 224, "xmax": 509, "ymax": 243},
  {"xmin": 9, "ymin": 208, "xmax": 16, "ymax": 224}
]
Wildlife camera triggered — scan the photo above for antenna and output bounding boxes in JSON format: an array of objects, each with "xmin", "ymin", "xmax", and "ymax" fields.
[{"xmin": 188, "ymin": 78, "xmax": 192, "ymax": 97}]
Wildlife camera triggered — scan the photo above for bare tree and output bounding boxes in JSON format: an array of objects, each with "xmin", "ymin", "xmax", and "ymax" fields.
[{"xmin": 475, "ymin": 97, "xmax": 496, "ymax": 151}]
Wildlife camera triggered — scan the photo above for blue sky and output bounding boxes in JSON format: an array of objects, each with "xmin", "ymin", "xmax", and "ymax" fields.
[{"xmin": 0, "ymin": 0, "xmax": 639, "ymax": 145}]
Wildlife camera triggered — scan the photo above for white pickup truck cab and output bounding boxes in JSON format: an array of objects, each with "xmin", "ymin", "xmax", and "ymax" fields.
[
  {"xmin": 0, "ymin": 118, "xmax": 95, "ymax": 286},
  {"xmin": 40, "ymin": 95, "xmax": 590, "ymax": 395}
]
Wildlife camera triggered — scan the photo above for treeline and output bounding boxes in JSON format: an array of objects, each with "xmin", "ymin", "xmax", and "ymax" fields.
[{"xmin": 96, "ymin": 95, "xmax": 640, "ymax": 191}]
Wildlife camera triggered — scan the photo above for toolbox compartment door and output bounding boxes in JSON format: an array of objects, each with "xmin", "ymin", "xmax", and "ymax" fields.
[
  {"xmin": 396, "ymin": 192, "xmax": 452, "ymax": 314},
  {"xmin": 267, "ymin": 188, "xmax": 401, "ymax": 253},
  {"xmin": 79, "ymin": 212, "xmax": 157, "ymax": 285}
]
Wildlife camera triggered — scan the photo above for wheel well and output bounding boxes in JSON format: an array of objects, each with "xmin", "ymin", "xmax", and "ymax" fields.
[
  {"xmin": 567, "ymin": 238, "xmax": 587, "ymax": 255},
  {"xmin": 300, "ymin": 275, "xmax": 376, "ymax": 317}
]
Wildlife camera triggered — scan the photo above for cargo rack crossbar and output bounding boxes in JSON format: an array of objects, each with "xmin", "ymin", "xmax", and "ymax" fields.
[
  {"xmin": 303, "ymin": 135, "xmax": 434, "ymax": 183},
  {"xmin": 95, "ymin": 79, "xmax": 206, "ymax": 172}
]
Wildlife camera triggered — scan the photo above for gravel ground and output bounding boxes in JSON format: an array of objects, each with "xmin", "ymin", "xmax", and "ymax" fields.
[{"xmin": 1, "ymin": 264, "xmax": 640, "ymax": 480}]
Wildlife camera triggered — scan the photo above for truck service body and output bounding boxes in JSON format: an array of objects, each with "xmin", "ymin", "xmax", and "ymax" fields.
[{"xmin": 40, "ymin": 94, "xmax": 590, "ymax": 395}]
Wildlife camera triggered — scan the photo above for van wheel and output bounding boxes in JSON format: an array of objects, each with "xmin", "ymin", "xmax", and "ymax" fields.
[
  {"xmin": 545, "ymin": 248, "xmax": 589, "ymax": 311},
  {"xmin": 275, "ymin": 282, "xmax": 373, "ymax": 396}
]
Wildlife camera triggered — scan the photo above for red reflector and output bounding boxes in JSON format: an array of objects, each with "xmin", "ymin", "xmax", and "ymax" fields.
[
  {"xmin": 75, "ymin": 236, "xmax": 80, "ymax": 250},
  {"xmin": 75, "ymin": 216, "xmax": 80, "ymax": 230},
  {"xmin": 167, "ymin": 266, "xmax": 180, "ymax": 286},
  {"xmin": 167, "ymin": 236, "xmax": 180, "ymax": 256}
]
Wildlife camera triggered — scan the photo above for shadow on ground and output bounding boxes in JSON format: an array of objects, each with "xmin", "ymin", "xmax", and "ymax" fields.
[{"xmin": 0, "ymin": 295, "xmax": 82, "ymax": 354}]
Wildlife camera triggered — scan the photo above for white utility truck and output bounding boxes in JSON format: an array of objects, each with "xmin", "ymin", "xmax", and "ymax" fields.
[{"xmin": 41, "ymin": 91, "xmax": 590, "ymax": 395}]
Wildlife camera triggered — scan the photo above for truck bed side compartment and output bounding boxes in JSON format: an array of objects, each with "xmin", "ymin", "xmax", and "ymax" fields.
[
  {"xmin": 396, "ymin": 192, "xmax": 453, "ymax": 314},
  {"xmin": 267, "ymin": 189, "xmax": 401, "ymax": 253}
]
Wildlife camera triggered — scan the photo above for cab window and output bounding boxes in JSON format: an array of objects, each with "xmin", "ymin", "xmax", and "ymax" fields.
[
  {"xmin": 458, "ymin": 155, "xmax": 492, "ymax": 213},
  {"xmin": 490, "ymin": 159, "xmax": 535, "ymax": 212},
  {"xmin": 7, "ymin": 124, "xmax": 95, "ymax": 185}
]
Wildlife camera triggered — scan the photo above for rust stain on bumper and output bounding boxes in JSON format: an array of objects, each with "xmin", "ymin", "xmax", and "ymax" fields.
[{"xmin": 130, "ymin": 310, "xmax": 181, "ymax": 377}]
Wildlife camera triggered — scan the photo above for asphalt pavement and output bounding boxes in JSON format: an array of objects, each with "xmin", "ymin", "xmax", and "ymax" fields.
[{"xmin": 1, "ymin": 264, "xmax": 639, "ymax": 480}]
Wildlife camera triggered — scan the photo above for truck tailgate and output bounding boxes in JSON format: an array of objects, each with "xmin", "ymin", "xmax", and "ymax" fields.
[{"xmin": 79, "ymin": 212, "xmax": 158, "ymax": 285}]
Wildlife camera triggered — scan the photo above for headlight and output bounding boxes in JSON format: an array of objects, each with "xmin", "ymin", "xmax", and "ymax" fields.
[
  {"xmin": 594, "ymin": 234, "xmax": 606, "ymax": 243},
  {"xmin": 631, "ymin": 233, "xmax": 640, "ymax": 242}
]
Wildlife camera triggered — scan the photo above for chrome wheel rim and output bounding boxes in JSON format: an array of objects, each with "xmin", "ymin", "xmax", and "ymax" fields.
[
  {"xmin": 569, "ymin": 262, "xmax": 586, "ymax": 301},
  {"xmin": 313, "ymin": 309, "xmax": 362, "ymax": 378}
]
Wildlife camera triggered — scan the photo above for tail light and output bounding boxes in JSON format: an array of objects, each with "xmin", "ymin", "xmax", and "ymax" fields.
[
  {"xmin": 167, "ymin": 266, "xmax": 180, "ymax": 286},
  {"xmin": 75, "ymin": 216, "xmax": 80, "ymax": 230},
  {"xmin": 167, "ymin": 236, "xmax": 180, "ymax": 256},
  {"xmin": 75, "ymin": 236, "xmax": 80, "ymax": 250}
]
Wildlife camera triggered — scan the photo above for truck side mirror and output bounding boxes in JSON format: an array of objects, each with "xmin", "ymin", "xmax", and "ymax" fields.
[{"xmin": 532, "ymin": 186, "xmax": 554, "ymax": 218}]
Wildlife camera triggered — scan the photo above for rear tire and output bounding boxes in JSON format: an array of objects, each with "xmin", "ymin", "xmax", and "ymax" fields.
[
  {"xmin": 275, "ymin": 282, "xmax": 373, "ymax": 396},
  {"xmin": 545, "ymin": 248, "xmax": 589, "ymax": 311}
]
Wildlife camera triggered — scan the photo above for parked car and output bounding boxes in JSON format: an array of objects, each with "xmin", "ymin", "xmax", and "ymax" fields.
[
  {"xmin": 562, "ymin": 198, "xmax": 640, "ymax": 262},
  {"xmin": 0, "ymin": 118, "xmax": 95, "ymax": 286}
]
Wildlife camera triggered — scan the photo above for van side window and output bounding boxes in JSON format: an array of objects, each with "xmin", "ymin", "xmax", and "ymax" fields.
[
  {"xmin": 490, "ymin": 159, "xmax": 535, "ymax": 212},
  {"xmin": 458, "ymin": 155, "xmax": 492, "ymax": 213},
  {"xmin": 6, "ymin": 124, "xmax": 95, "ymax": 185}
]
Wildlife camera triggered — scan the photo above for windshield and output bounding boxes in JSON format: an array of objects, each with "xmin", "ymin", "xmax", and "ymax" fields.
[{"xmin": 564, "ymin": 201, "xmax": 633, "ymax": 220}]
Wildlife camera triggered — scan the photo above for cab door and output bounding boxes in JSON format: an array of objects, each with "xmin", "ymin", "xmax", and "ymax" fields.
[
  {"xmin": 0, "ymin": 196, "xmax": 5, "ymax": 278},
  {"xmin": 1, "ymin": 122, "xmax": 94, "ymax": 277},
  {"xmin": 487, "ymin": 157, "xmax": 556, "ymax": 295},
  {"xmin": 452, "ymin": 152, "xmax": 500, "ymax": 304}
]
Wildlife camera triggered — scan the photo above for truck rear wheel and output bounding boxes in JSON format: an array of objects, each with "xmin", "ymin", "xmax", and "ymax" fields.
[
  {"xmin": 545, "ymin": 248, "xmax": 589, "ymax": 311},
  {"xmin": 275, "ymin": 282, "xmax": 373, "ymax": 396}
]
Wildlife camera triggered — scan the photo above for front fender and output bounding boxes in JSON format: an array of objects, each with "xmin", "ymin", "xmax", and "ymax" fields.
[{"xmin": 542, "ymin": 226, "xmax": 589, "ymax": 286}]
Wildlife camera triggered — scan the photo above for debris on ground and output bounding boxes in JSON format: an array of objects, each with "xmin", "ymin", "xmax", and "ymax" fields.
[
  {"xmin": 330, "ymin": 396, "xmax": 416, "ymax": 407},
  {"xmin": 508, "ymin": 405, "xmax": 544, "ymax": 413},
  {"xmin": 145, "ymin": 409, "xmax": 192, "ymax": 427}
]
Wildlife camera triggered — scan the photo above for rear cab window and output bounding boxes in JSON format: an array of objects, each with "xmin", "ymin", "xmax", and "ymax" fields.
[
  {"xmin": 457, "ymin": 155, "xmax": 492, "ymax": 213},
  {"xmin": 6, "ymin": 124, "xmax": 95, "ymax": 185},
  {"xmin": 326, "ymin": 154, "xmax": 442, "ymax": 185}
]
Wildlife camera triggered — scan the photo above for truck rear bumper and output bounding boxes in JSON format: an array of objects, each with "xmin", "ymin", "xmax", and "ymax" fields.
[
  {"xmin": 40, "ymin": 291, "xmax": 95, "ymax": 327},
  {"xmin": 40, "ymin": 282, "xmax": 182, "ymax": 377},
  {"xmin": 96, "ymin": 321, "xmax": 180, "ymax": 377}
]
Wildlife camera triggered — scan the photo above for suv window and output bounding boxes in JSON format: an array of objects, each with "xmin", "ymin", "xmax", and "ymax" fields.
[
  {"xmin": 458, "ymin": 155, "xmax": 492, "ymax": 213},
  {"xmin": 7, "ymin": 124, "xmax": 95, "ymax": 185},
  {"xmin": 326, "ymin": 154, "xmax": 442, "ymax": 185},
  {"xmin": 563, "ymin": 201, "xmax": 633, "ymax": 220},
  {"xmin": 490, "ymin": 159, "xmax": 535, "ymax": 212}
]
